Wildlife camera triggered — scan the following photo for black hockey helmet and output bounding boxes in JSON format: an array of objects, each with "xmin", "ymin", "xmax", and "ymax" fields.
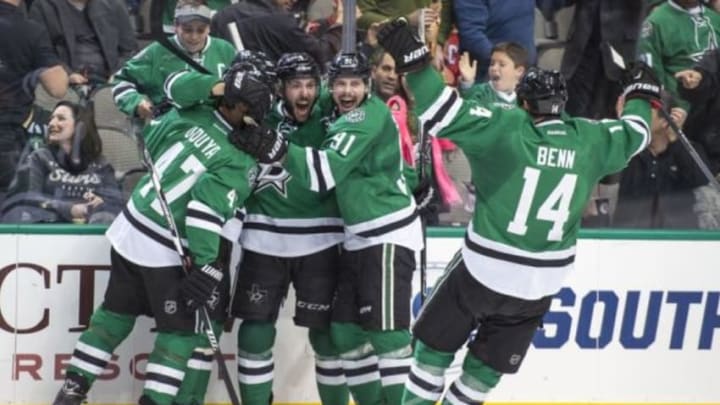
[
  {"xmin": 327, "ymin": 52, "xmax": 370, "ymax": 85},
  {"xmin": 231, "ymin": 49, "xmax": 277, "ymax": 89},
  {"xmin": 516, "ymin": 67, "xmax": 567, "ymax": 116},
  {"xmin": 277, "ymin": 52, "xmax": 321, "ymax": 83},
  {"xmin": 223, "ymin": 66, "xmax": 274, "ymax": 124}
]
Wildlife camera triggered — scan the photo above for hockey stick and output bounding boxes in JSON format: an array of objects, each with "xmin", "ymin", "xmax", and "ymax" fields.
[
  {"xmin": 416, "ymin": 120, "xmax": 431, "ymax": 305},
  {"xmin": 341, "ymin": 0, "xmax": 356, "ymax": 53},
  {"xmin": 607, "ymin": 44, "xmax": 720, "ymax": 192},
  {"xmin": 138, "ymin": 134, "xmax": 241, "ymax": 405},
  {"xmin": 227, "ymin": 22, "xmax": 246, "ymax": 51}
]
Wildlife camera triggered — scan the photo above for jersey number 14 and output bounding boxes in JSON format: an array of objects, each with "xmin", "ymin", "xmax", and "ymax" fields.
[{"xmin": 507, "ymin": 167, "xmax": 577, "ymax": 242}]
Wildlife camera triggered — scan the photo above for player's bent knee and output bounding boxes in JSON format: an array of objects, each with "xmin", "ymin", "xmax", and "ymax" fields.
[
  {"xmin": 462, "ymin": 352, "xmax": 502, "ymax": 389},
  {"xmin": 330, "ymin": 322, "xmax": 369, "ymax": 354},
  {"xmin": 153, "ymin": 332, "xmax": 200, "ymax": 367},
  {"xmin": 90, "ymin": 306, "xmax": 136, "ymax": 347},
  {"xmin": 367, "ymin": 329, "xmax": 411, "ymax": 356},
  {"xmin": 237, "ymin": 320, "xmax": 276, "ymax": 354},
  {"xmin": 308, "ymin": 327, "xmax": 340, "ymax": 357}
]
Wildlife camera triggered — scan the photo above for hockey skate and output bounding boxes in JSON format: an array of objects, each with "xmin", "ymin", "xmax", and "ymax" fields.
[{"xmin": 52, "ymin": 377, "xmax": 87, "ymax": 405}]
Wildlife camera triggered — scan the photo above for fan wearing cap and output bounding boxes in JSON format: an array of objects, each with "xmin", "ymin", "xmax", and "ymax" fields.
[{"xmin": 110, "ymin": 0, "xmax": 236, "ymax": 123}]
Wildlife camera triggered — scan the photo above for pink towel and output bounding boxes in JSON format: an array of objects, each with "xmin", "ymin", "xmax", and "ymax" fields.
[{"xmin": 387, "ymin": 95, "xmax": 462, "ymax": 207}]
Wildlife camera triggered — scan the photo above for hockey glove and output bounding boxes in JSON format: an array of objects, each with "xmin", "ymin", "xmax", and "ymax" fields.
[
  {"xmin": 413, "ymin": 176, "xmax": 437, "ymax": 217},
  {"xmin": 377, "ymin": 18, "xmax": 430, "ymax": 74},
  {"xmin": 621, "ymin": 61, "xmax": 662, "ymax": 105},
  {"xmin": 230, "ymin": 125, "xmax": 288, "ymax": 164},
  {"xmin": 224, "ymin": 66, "xmax": 274, "ymax": 124},
  {"xmin": 180, "ymin": 264, "xmax": 223, "ymax": 311}
]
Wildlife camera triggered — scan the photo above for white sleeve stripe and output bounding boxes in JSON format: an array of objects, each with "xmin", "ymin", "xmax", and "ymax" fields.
[
  {"xmin": 112, "ymin": 87, "xmax": 136, "ymax": 103},
  {"xmin": 318, "ymin": 150, "xmax": 335, "ymax": 191},
  {"xmin": 621, "ymin": 115, "xmax": 651, "ymax": 158},
  {"xmin": 428, "ymin": 93, "xmax": 462, "ymax": 135},
  {"xmin": 419, "ymin": 86, "xmax": 454, "ymax": 123},
  {"xmin": 187, "ymin": 201, "xmax": 223, "ymax": 222},
  {"xmin": 186, "ymin": 217, "xmax": 223, "ymax": 234},
  {"xmin": 306, "ymin": 147, "xmax": 320, "ymax": 192},
  {"xmin": 164, "ymin": 70, "xmax": 188, "ymax": 103}
]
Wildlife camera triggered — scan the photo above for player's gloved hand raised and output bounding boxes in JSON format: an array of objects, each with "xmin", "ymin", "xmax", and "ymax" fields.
[
  {"xmin": 180, "ymin": 264, "xmax": 224, "ymax": 311},
  {"xmin": 230, "ymin": 125, "xmax": 288, "ymax": 164},
  {"xmin": 413, "ymin": 176, "xmax": 437, "ymax": 217},
  {"xmin": 377, "ymin": 17, "xmax": 430, "ymax": 74},
  {"xmin": 223, "ymin": 65, "xmax": 274, "ymax": 124},
  {"xmin": 621, "ymin": 61, "xmax": 662, "ymax": 105}
]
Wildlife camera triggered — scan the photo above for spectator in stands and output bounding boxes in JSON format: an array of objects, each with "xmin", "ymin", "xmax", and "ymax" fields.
[
  {"xmin": 676, "ymin": 47, "xmax": 720, "ymax": 229},
  {"xmin": 0, "ymin": 0, "xmax": 68, "ymax": 199},
  {"xmin": 555, "ymin": 0, "xmax": 646, "ymax": 118},
  {"xmin": 112, "ymin": 0, "xmax": 235, "ymax": 121},
  {"xmin": 211, "ymin": 0, "xmax": 338, "ymax": 66},
  {"xmin": 370, "ymin": 47, "xmax": 399, "ymax": 101},
  {"xmin": 676, "ymin": 48, "xmax": 720, "ymax": 174},
  {"xmin": 613, "ymin": 94, "xmax": 708, "ymax": 229},
  {"xmin": 452, "ymin": 0, "xmax": 535, "ymax": 82},
  {"xmin": 0, "ymin": 101, "xmax": 123, "ymax": 224},
  {"xmin": 29, "ymin": 0, "xmax": 137, "ymax": 86},
  {"xmin": 637, "ymin": 0, "xmax": 720, "ymax": 114},
  {"xmin": 357, "ymin": 0, "xmax": 439, "ymax": 32},
  {"xmin": 457, "ymin": 42, "xmax": 528, "ymax": 109}
]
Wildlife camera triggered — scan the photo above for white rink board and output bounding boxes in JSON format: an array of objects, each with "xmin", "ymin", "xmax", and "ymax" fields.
[{"xmin": 1, "ymin": 233, "xmax": 719, "ymax": 404}]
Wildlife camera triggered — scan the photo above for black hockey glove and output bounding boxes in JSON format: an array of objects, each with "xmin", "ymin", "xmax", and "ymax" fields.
[
  {"xmin": 413, "ymin": 176, "xmax": 437, "ymax": 217},
  {"xmin": 224, "ymin": 66, "xmax": 274, "ymax": 124},
  {"xmin": 180, "ymin": 264, "xmax": 223, "ymax": 311},
  {"xmin": 230, "ymin": 125, "xmax": 288, "ymax": 164},
  {"xmin": 621, "ymin": 61, "xmax": 662, "ymax": 105},
  {"xmin": 377, "ymin": 18, "xmax": 430, "ymax": 74}
]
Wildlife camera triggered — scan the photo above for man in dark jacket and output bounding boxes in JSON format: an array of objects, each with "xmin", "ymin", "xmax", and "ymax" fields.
[
  {"xmin": 211, "ymin": 0, "xmax": 336, "ymax": 67},
  {"xmin": 0, "ymin": 0, "xmax": 68, "ymax": 196},
  {"xmin": 557, "ymin": 0, "xmax": 646, "ymax": 118},
  {"xmin": 29, "ymin": 0, "xmax": 137, "ymax": 85},
  {"xmin": 676, "ymin": 48, "xmax": 720, "ymax": 175}
]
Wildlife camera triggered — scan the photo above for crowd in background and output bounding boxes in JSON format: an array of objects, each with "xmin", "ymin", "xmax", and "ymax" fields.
[{"xmin": 1, "ymin": 0, "xmax": 720, "ymax": 229}]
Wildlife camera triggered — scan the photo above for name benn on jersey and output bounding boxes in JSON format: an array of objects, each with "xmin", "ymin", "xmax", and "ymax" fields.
[
  {"xmin": 537, "ymin": 146, "xmax": 575, "ymax": 170},
  {"xmin": 184, "ymin": 127, "xmax": 220, "ymax": 159}
]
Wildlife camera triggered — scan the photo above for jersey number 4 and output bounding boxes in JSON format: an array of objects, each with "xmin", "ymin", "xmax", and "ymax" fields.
[{"xmin": 507, "ymin": 167, "xmax": 577, "ymax": 242}]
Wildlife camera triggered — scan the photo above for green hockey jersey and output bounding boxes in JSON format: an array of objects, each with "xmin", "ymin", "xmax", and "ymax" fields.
[
  {"xmin": 283, "ymin": 95, "xmax": 423, "ymax": 252},
  {"xmin": 111, "ymin": 35, "xmax": 235, "ymax": 117},
  {"xmin": 106, "ymin": 106, "xmax": 258, "ymax": 267},
  {"xmin": 459, "ymin": 82, "xmax": 518, "ymax": 110},
  {"xmin": 406, "ymin": 66, "xmax": 652, "ymax": 300},
  {"xmin": 240, "ymin": 97, "xmax": 345, "ymax": 257},
  {"xmin": 638, "ymin": 2, "xmax": 720, "ymax": 109}
]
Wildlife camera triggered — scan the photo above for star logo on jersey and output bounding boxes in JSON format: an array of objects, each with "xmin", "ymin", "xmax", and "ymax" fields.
[
  {"xmin": 247, "ymin": 283, "xmax": 268, "ymax": 304},
  {"xmin": 254, "ymin": 163, "xmax": 292, "ymax": 197},
  {"xmin": 345, "ymin": 109, "xmax": 366, "ymax": 123}
]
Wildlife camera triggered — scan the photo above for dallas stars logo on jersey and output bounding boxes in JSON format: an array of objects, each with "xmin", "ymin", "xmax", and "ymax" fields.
[{"xmin": 255, "ymin": 163, "xmax": 292, "ymax": 197}]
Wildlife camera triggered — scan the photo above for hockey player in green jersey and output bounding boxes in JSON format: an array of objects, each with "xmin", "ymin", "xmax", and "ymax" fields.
[
  {"xmin": 111, "ymin": 0, "xmax": 235, "ymax": 120},
  {"xmin": 638, "ymin": 0, "xmax": 720, "ymax": 111},
  {"xmin": 457, "ymin": 42, "xmax": 529, "ymax": 109},
  {"xmin": 52, "ymin": 66, "xmax": 278, "ymax": 405},
  {"xmin": 228, "ymin": 52, "xmax": 351, "ymax": 405},
  {"xmin": 234, "ymin": 52, "xmax": 424, "ymax": 405},
  {"xmin": 377, "ymin": 18, "xmax": 659, "ymax": 404}
]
